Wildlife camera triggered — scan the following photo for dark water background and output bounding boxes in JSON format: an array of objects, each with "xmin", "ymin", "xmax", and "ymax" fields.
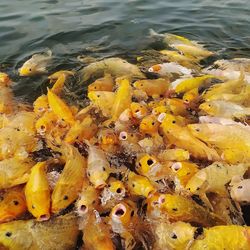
[{"xmin": 0, "ymin": 0, "xmax": 250, "ymax": 101}]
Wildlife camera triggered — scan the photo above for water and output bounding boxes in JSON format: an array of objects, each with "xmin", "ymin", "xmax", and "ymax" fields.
[{"xmin": 0, "ymin": 0, "xmax": 250, "ymax": 100}]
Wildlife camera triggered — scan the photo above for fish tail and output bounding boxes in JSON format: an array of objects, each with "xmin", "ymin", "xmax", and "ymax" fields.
[{"xmin": 46, "ymin": 49, "xmax": 53, "ymax": 57}]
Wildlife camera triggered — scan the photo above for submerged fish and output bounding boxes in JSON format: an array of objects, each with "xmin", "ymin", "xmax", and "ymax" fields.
[
  {"xmin": 19, "ymin": 50, "xmax": 52, "ymax": 76},
  {"xmin": 79, "ymin": 57, "xmax": 145, "ymax": 82}
]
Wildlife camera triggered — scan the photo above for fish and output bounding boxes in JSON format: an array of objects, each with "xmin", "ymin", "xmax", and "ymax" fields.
[
  {"xmin": 182, "ymin": 88, "xmax": 200, "ymax": 104},
  {"xmin": 161, "ymin": 114, "xmax": 220, "ymax": 161},
  {"xmin": 0, "ymin": 213, "xmax": 79, "ymax": 250},
  {"xmin": 190, "ymin": 225, "xmax": 250, "ymax": 250},
  {"xmin": 0, "ymin": 127, "xmax": 38, "ymax": 160},
  {"xmin": 159, "ymin": 50, "xmax": 199, "ymax": 68},
  {"xmin": 149, "ymin": 29, "xmax": 214, "ymax": 59},
  {"xmin": 139, "ymin": 114, "xmax": 160, "ymax": 136},
  {"xmin": 47, "ymin": 88, "xmax": 75, "ymax": 125},
  {"xmin": 161, "ymin": 193, "xmax": 224, "ymax": 226},
  {"xmin": 88, "ymin": 91, "xmax": 115, "ymax": 117},
  {"xmin": 86, "ymin": 142, "xmax": 111, "ymax": 189},
  {"xmin": 48, "ymin": 70, "xmax": 74, "ymax": 94},
  {"xmin": 88, "ymin": 74, "xmax": 114, "ymax": 92},
  {"xmin": 51, "ymin": 143, "xmax": 87, "ymax": 213},
  {"xmin": 35, "ymin": 111, "xmax": 58, "ymax": 136},
  {"xmin": 0, "ymin": 87, "xmax": 14, "ymax": 114},
  {"xmin": 0, "ymin": 158, "xmax": 34, "ymax": 189},
  {"xmin": 187, "ymin": 123, "xmax": 250, "ymax": 163},
  {"xmin": 157, "ymin": 149, "xmax": 190, "ymax": 162},
  {"xmin": 64, "ymin": 115, "xmax": 97, "ymax": 143},
  {"xmin": 148, "ymin": 62, "xmax": 192, "ymax": 76},
  {"xmin": 79, "ymin": 57, "xmax": 145, "ymax": 82},
  {"xmin": 186, "ymin": 162, "xmax": 249, "ymax": 204},
  {"xmin": 214, "ymin": 58, "xmax": 250, "ymax": 72},
  {"xmin": 133, "ymin": 78, "xmax": 169, "ymax": 98},
  {"xmin": 76, "ymin": 185, "xmax": 99, "ymax": 216},
  {"xmin": 33, "ymin": 95, "xmax": 49, "ymax": 114},
  {"xmin": 19, "ymin": 50, "xmax": 52, "ymax": 76},
  {"xmin": 0, "ymin": 186, "xmax": 27, "ymax": 223},
  {"xmin": 130, "ymin": 102, "xmax": 148, "ymax": 119},
  {"xmin": 25, "ymin": 161, "xmax": 50, "ymax": 221},
  {"xmin": 127, "ymin": 171, "xmax": 156, "ymax": 198},
  {"xmin": 152, "ymin": 221, "xmax": 195, "ymax": 250},
  {"xmin": 111, "ymin": 78, "xmax": 132, "ymax": 121},
  {"xmin": 6, "ymin": 111, "xmax": 36, "ymax": 135},
  {"xmin": 230, "ymin": 177, "xmax": 250, "ymax": 204},
  {"xmin": 0, "ymin": 73, "xmax": 11, "ymax": 87},
  {"xmin": 171, "ymin": 161, "xmax": 199, "ymax": 188},
  {"xmin": 82, "ymin": 211, "xmax": 115, "ymax": 250},
  {"xmin": 174, "ymin": 75, "xmax": 214, "ymax": 94}
]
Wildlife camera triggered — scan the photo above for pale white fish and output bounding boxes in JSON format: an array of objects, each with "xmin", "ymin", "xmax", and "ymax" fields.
[
  {"xmin": 148, "ymin": 62, "xmax": 192, "ymax": 76},
  {"xmin": 230, "ymin": 176, "xmax": 250, "ymax": 204},
  {"xmin": 19, "ymin": 50, "xmax": 52, "ymax": 76},
  {"xmin": 203, "ymin": 67, "xmax": 250, "ymax": 83}
]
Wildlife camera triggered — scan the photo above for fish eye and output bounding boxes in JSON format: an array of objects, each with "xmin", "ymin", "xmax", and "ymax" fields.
[
  {"xmin": 103, "ymin": 167, "xmax": 106, "ymax": 171},
  {"xmin": 63, "ymin": 195, "xmax": 69, "ymax": 200},
  {"xmin": 5, "ymin": 232, "xmax": 12, "ymax": 237},
  {"xmin": 29, "ymin": 68, "xmax": 32, "ymax": 72},
  {"xmin": 208, "ymin": 104, "xmax": 211, "ymax": 107},
  {"xmin": 147, "ymin": 159, "xmax": 154, "ymax": 166},
  {"xmin": 151, "ymin": 122, "xmax": 155, "ymax": 126},
  {"xmin": 172, "ymin": 120, "xmax": 176, "ymax": 124},
  {"xmin": 13, "ymin": 200, "xmax": 19, "ymax": 205},
  {"xmin": 170, "ymin": 233, "xmax": 177, "ymax": 239},
  {"xmin": 195, "ymin": 128, "xmax": 200, "ymax": 132},
  {"xmin": 97, "ymin": 95, "xmax": 100, "ymax": 98},
  {"xmin": 140, "ymin": 84, "xmax": 143, "ymax": 87},
  {"xmin": 130, "ymin": 210, "xmax": 134, "ymax": 217},
  {"xmin": 135, "ymin": 109, "xmax": 140, "ymax": 113},
  {"xmin": 116, "ymin": 188, "xmax": 122, "ymax": 193}
]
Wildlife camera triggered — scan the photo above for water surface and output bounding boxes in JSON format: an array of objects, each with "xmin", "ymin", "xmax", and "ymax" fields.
[{"xmin": 0, "ymin": 0, "xmax": 250, "ymax": 99}]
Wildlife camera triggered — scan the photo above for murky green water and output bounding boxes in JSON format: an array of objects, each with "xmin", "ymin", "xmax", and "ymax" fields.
[{"xmin": 0, "ymin": 0, "xmax": 250, "ymax": 100}]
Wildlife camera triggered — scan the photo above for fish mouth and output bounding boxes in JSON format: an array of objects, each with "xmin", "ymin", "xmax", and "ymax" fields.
[
  {"xmin": 38, "ymin": 214, "xmax": 50, "ymax": 221},
  {"xmin": 77, "ymin": 204, "xmax": 88, "ymax": 215},
  {"xmin": 113, "ymin": 204, "xmax": 126, "ymax": 218}
]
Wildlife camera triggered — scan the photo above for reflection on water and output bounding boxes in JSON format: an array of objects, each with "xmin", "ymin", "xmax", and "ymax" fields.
[{"xmin": 0, "ymin": 0, "xmax": 250, "ymax": 99}]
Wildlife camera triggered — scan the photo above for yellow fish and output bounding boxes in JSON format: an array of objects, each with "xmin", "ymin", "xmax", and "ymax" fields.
[
  {"xmin": 33, "ymin": 95, "xmax": 49, "ymax": 114},
  {"xmin": 83, "ymin": 211, "xmax": 115, "ymax": 250},
  {"xmin": 48, "ymin": 70, "xmax": 74, "ymax": 94},
  {"xmin": 86, "ymin": 142, "xmax": 111, "ymax": 189},
  {"xmin": 47, "ymin": 88, "xmax": 75, "ymax": 124},
  {"xmin": 175, "ymin": 75, "xmax": 214, "ymax": 94},
  {"xmin": 127, "ymin": 171, "xmax": 156, "ymax": 198},
  {"xmin": 25, "ymin": 161, "xmax": 50, "ymax": 221},
  {"xmin": 88, "ymin": 73, "xmax": 114, "ymax": 92},
  {"xmin": 19, "ymin": 50, "xmax": 52, "ymax": 77},
  {"xmin": 51, "ymin": 144, "xmax": 86, "ymax": 213},
  {"xmin": 0, "ymin": 72, "xmax": 11, "ymax": 87},
  {"xmin": 0, "ymin": 158, "xmax": 34, "ymax": 189},
  {"xmin": 157, "ymin": 148, "xmax": 190, "ymax": 162},
  {"xmin": 0, "ymin": 186, "xmax": 27, "ymax": 223},
  {"xmin": 133, "ymin": 78, "xmax": 169, "ymax": 98},
  {"xmin": 111, "ymin": 78, "xmax": 132, "ymax": 121},
  {"xmin": 88, "ymin": 91, "xmax": 115, "ymax": 117},
  {"xmin": 0, "ymin": 213, "xmax": 79, "ymax": 250},
  {"xmin": 161, "ymin": 114, "xmax": 220, "ymax": 161}
]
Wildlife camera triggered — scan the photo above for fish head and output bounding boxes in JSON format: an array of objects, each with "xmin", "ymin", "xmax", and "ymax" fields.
[
  {"xmin": 127, "ymin": 172, "xmax": 155, "ymax": 197},
  {"xmin": 136, "ymin": 154, "xmax": 159, "ymax": 176},
  {"xmin": 130, "ymin": 102, "xmax": 148, "ymax": 119},
  {"xmin": 111, "ymin": 202, "xmax": 134, "ymax": 227},
  {"xmin": 99, "ymin": 129, "xmax": 118, "ymax": 145},
  {"xmin": 199, "ymin": 101, "xmax": 217, "ymax": 115},
  {"xmin": 0, "ymin": 221, "xmax": 31, "ymax": 249},
  {"xmin": 0, "ymin": 73, "xmax": 11, "ymax": 87},
  {"xmin": 76, "ymin": 186, "xmax": 98, "ymax": 216},
  {"xmin": 148, "ymin": 64, "xmax": 162, "ymax": 73},
  {"xmin": 139, "ymin": 115, "xmax": 159, "ymax": 134},
  {"xmin": 187, "ymin": 124, "xmax": 210, "ymax": 141},
  {"xmin": 185, "ymin": 171, "xmax": 207, "ymax": 194},
  {"xmin": 88, "ymin": 168, "xmax": 109, "ymax": 189},
  {"xmin": 33, "ymin": 95, "xmax": 49, "ymax": 114},
  {"xmin": 19, "ymin": 61, "xmax": 40, "ymax": 76},
  {"xmin": 152, "ymin": 105, "xmax": 169, "ymax": 116},
  {"xmin": 183, "ymin": 88, "xmax": 199, "ymax": 103},
  {"xmin": 0, "ymin": 188, "xmax": 27, "ymax": 223},
  {"xmin": 108, "ymin": 178, "xmax": 126, "ymax": 196}
]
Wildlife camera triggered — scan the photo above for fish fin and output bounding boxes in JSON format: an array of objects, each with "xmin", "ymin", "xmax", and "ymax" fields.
[
  {"xmin": 46, "ymin": 49, "xmax": 53, "ymax": 57},
  {"xmin": 149, "ymin": 28, "xmax": 164, "ymax": 38}
]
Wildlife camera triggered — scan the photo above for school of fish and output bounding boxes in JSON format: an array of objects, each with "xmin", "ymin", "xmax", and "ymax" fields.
[{"xmin": 0, "ymin": 30, "xmax": 250, "ymax": 250}]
